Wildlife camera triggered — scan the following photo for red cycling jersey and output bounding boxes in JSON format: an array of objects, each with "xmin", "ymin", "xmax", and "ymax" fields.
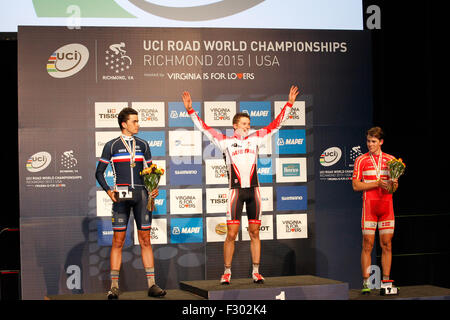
[
  {"xmin": 352, "ymin": 152, "xmax": 396, "ymax": 234},
  {"xmin": 352, "ymin": 152, "xmax": 395, "ymax": 201}
]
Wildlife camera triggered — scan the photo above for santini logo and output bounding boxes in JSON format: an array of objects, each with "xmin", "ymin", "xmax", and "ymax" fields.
[
  {"xmin": 320, "ymin": 147, "xmax": 342, "ymax": 167},
  {"xmin": 47, "ymin": 44, "xmax": 89, "ymax": 78}
]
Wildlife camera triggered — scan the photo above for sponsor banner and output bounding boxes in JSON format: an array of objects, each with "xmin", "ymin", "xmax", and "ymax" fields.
[
  {"xmin": 274, "ymin": 129, "xmax": 306, "ymax": 154},
  {"xmin": 131, "ymin": 102, "xmax": 165, "ymax": 127},
  {"xmin": 205, "ymin": 158, "xmax": 228, "ymax": 185},
  {"xmin": 206, "ymin": 187, "xmax": 229, "ymax": 214},
  {"xmin": 274, "ymin": 101, "xmax": 306, "ymax": 126},
  {"xmin": 239, "ymin": 101, "xmax": 271, "ymax": 127},
  {"xmin": 168, "ymin": 130, "xmax": 202, "ymax": 156},
  {"xmin": 168, "ymin": 102, "xmax": 201, "ymax": 127},
  {"xmin": 95, "ymin": 165, "xmax": 114, "ymax": 188},
  {"xmin": 206, "ymin": 216, "xmax": 239, "ymax": 243},
  {"xmin": 135, "ymin": 131, "xmax": 166, "ymax": 157},
  {"xmin": 97, "ymin": 218, "xmax": 133, "ymax": 247},
  {"xmin": 169, "ymin": 188, "xmax": 203, "ymax": 214},
  {"xmin": 276, "ymin": 214, "xmax": 308, "ymax": 239},
  {"xmin": 134, "ymin": 218, "xmax": 167, "ymax": 245},
  {"xmin": 204, "ymin": 101, "xmax": 236, "ymax": 127},
  {"xmin": 95, "ymin": 102, "xmax": 128, "ymax": 128},
  {"xmin": 169, "ymin": 161, "xmax": 202, "ymax": 186},
  {"xmin": 241, "ymin": 215, "xmax": 274, "ymax": 241},
  {"xmin": 96, "ymin": 190, "xmax": 113, "ymax": 217},
  {"xmin": 257, "ymin": 158, "xmax": 272, "ymax": 184},
  {"xmin": 170, "ymin": 217, "xmax": 203, "ymax": 244},
  {"xmin": 153, "ymin": 189, "xmax": 167, "ymax": 215},
  {"xmin": 275, "ymin": 157, "xmax": 307, "ymax": 183},
  {"xmin": 95, "ymin": 131, "xmax": 121, "ymax": 157},
  {"xmin": 276, "ymin": 186, "xmax": 307, "ymax": 211}
]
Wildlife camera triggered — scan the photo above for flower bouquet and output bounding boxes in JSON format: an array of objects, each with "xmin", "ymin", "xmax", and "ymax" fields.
[
  {"xmin": 140, "ymin": 164, "xmax": 165, "ymax": 211},
  {"xmin": 386, "ymin": 157, "xmax": 406, "ymax": 193}
]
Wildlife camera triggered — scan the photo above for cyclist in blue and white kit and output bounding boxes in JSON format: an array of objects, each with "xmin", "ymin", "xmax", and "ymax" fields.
[
  {"xmin": 182, "ymin": 85, "xmax": 300, "ymax": 284},
  {"xmin": 95, "ymin": 107, "xmax": 166, "ymax": 299}
]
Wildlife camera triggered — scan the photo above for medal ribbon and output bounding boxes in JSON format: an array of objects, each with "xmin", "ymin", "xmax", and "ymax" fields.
[
  {"xmin": 369, "ymin": 151, "xmax": 382, "ymax": 181},
  {"xmin": 120, "ymin": 135, "xmax": 136, "ymax": 167}
]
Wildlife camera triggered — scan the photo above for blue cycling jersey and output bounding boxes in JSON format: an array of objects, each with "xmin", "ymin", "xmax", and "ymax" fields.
[{"xmin": 95, "ymin": 134, "xmax": 152, "ymax": 191}]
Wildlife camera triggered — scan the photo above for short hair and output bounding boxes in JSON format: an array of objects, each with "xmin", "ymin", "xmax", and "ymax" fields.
[
  {"xmin": 366, "ymin": 126, "xmax": 384, "ymax": 140},
  {"xmin": 118, "ymin": 107, "xmax": 138, "ymax": 130},
  {"xmin": 232, "ymin": 113, "xmax": 250, "ymax": 126}
]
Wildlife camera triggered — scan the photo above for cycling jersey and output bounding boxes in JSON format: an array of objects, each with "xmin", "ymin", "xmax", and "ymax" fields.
[
  {"xmin": 352, "ymin": 152, "xmax": 395, "ymax": 201},
  {"xmin": 95, "ymin": 134, "xmax": 153, "ymax": 191},
  {"xmin": 352, "ymin": 152, "xmax": 395, "ymax": 234},
  {"xmin": 188, "ymin": 102, "xmax": 293, "ymax": 189}
]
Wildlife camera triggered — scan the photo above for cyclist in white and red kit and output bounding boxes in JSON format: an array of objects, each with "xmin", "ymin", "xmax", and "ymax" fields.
[
  {"xmin": 182, "ymin": 85, "xmax": 300, "ymax": 284},
  {"xmin": 352, "ymin": 127, "xmax": 399, "ymax": 294}
]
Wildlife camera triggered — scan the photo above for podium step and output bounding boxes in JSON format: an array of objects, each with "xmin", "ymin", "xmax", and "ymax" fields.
[
  {"xmin": 179, "ymin": 275, "xmax": 349, "ymax": 300},
  {"xmin": 349, "ymin": 285, "xmax": 450, "ymax": 300}
]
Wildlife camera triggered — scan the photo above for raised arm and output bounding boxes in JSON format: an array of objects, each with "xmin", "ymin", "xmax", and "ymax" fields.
[
  {"xmin": 254, "ymin": 85, "xmax": 300, "ymax": 140},
  {"xmin": 182, "ymin": 91, "xmax": 227, "ymax": 151}
]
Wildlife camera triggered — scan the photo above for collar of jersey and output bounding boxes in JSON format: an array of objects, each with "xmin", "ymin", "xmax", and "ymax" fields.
[{"xmin": 121, "ymin": 134, "xmax": 134, "ymax": 141}]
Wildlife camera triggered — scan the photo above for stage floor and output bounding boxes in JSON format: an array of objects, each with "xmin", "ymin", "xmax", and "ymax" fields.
[
  {"xmin": 45, "ymin": 276, "xmax": 450, "ymax": 300},
  {"xmin": 349, "ymin": 285, "xmax": 450, "ymax": 300}
]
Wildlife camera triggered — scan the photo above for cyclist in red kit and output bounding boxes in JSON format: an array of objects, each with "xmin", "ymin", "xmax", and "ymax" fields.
[
  {"xmin": 182, "ymin": 86, "xmax": 299, "ymax": 285},
  {"xmin": 352, "ymin": 127, "xmax": 399, "ymax": 294}
]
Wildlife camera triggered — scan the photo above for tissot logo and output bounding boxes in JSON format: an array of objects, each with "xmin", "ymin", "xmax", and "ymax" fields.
[{"xmin": 47, "ymin": 43, "xmax": 89, "ymax": 78}]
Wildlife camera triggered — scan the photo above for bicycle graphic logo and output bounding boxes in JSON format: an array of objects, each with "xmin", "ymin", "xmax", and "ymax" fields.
[{"xmin": 105, "ymin": 42, "xmax": 133, "ymax": 74}]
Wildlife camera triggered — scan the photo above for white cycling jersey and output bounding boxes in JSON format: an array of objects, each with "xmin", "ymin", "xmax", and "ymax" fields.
[{"xmin": 188, "ymin": 102, "xmax": 293, "ymax": 188}]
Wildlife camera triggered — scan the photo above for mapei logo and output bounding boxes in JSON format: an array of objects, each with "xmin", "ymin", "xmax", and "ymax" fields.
[
  {"xmin": 320, "ymin": 147, "xmax": 342, "ymax": 167},
  {"xmin": 47, "ymin": 44, "xmax": 89, "ymax": 78},
  {"xmin": 26, "ymin": 151, "xmax": 52, "ymax": 173},
  {"xmin": 275, "ymin": 130, "xmax": 306, "ymax": 154},
  {"xmin": 170, "ymin": 218, "xmax": 203, "ymax": 244}
]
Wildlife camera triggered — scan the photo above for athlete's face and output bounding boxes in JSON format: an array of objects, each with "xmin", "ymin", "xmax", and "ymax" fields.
[
  {"xmin": 122, "ymin": 114, "xmax": 140, "ymax": 136},
  {"xmin": 233, "ymin": 117, "xmax": 251, "ymax": 136},
  {"xmin": 367, "ymin": 135, "xmax": 383, "ymax": 155}
]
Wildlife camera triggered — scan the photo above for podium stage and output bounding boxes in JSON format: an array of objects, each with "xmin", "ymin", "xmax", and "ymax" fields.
[{"xmin": 45, "ymin": 275, "xmax": 450, "ymax": 300}]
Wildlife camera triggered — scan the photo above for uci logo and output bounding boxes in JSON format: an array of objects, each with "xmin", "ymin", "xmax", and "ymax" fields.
[
  {"xmin": 319, "ymin": 147, "xmax": 342, "ymax": 167},
  {"xmin": 47, "ymin": 43, "xmax": 89, "ymax": 78}
]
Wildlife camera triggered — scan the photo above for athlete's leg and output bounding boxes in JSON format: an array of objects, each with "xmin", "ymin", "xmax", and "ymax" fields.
[
  {"xmin": 361, "ymin": 233, "xmax": 375, "ymax": 279},
  {"xmin": 224, "ymin": 223, "xmax": 239, "ymax": 268},
  {"xmin": 379, "ymin": 232, "xmax": 393, "ymax": 278},
  {"xmin": 248, "ymin": 223, "xmax": 261, "ymax": 265},
  {"xmin": 111, "ymin": 230, "xmax": 126, "ymax": 271},
  {"xmin": 137, "ymin": 229, "xmax": 154, "ymax": 268}
]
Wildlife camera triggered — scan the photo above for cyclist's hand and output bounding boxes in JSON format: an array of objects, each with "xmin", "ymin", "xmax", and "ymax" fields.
[
  {"xmin": 107, "ymin": 189, "xmax": 118, "ymax": 202},
  {"xmin": 182, "ymin": 91, "xmax": 193, "ymax": 111}
]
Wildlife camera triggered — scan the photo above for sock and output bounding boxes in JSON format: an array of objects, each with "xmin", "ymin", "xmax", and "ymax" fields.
[
  {"xmin": 383, "ymin": 275, "xmax": 390, "ymax": 281},
  {"xmin": 110, "ymin": 270, "xmax": 120, "ymax": 289},
  {"xmin": 363, "ymin": 278, "xmax": 369, "ymax": 286},
  {"xmin": 252, "ymin": 263, "xmax": 260, "ymax": 275},
  {"xmin": 145, "ymin": 267, "xmax": 155, "ymax": 287},
  {"xmin": 224, "ymin": 265, "xmax": 231, "ymax": 274}
]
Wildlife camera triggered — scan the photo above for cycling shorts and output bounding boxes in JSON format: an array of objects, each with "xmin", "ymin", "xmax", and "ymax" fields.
[
  {"xmin": 226, "ymin": 187, "xmax": 262, "ymax": 225},
  {"xmin": 361, "ymin": 199, "xmax": 394, "ymax": 235},
  {"xmin": 111, "ymin": 187, "xmax": 152, "ymax": 232}
]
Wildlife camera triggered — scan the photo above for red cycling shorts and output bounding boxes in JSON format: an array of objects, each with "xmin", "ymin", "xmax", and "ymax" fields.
[{"xmin": 361, "ymin": 199, "xmax": 394, "ymax": 235}]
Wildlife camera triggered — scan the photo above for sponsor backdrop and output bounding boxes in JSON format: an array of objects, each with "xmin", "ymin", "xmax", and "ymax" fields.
[{"xmin": 18, "ymin": 26, "xmax": 372, "ymax": 299}]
